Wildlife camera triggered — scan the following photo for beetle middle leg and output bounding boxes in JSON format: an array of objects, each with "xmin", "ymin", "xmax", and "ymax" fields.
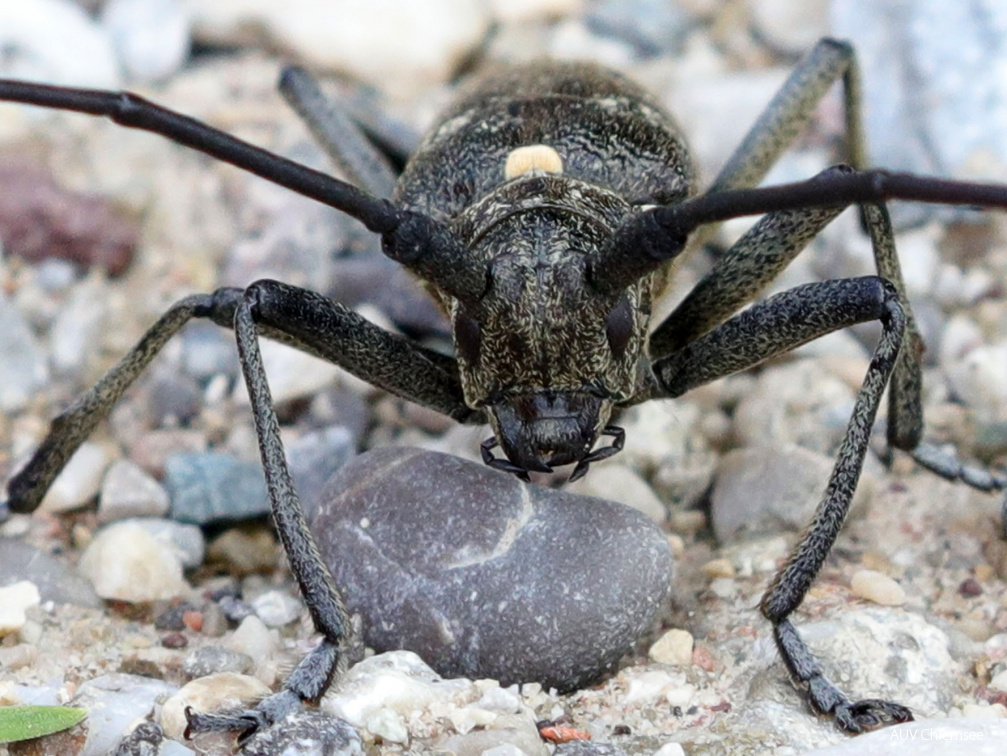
[
  {"xmin": 3, "ymin": 280, "xmax": 478, "ymax": 739},
  {"xmin": 651, "ymin": 270, "xmax": 912, "ymax": 731}
]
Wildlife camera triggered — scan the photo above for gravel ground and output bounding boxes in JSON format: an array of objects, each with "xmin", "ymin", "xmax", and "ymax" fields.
[{"xmin": 2, "ymin": 1, "xmax": 1007, "ymax": 755}]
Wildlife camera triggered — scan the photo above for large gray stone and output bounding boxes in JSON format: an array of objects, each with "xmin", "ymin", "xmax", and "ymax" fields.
[{"xmin": 311, "ymin": 447, "xmax": 674, "ymax": 692}]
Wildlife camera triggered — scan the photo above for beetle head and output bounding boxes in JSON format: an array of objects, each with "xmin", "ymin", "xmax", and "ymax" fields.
[
  {"xmin": 446, "ymin": 174, "xmax": 650, "ymax": 479},
  {"xmin": 486, "ymin": 390, "xmax": 600, "ymax": 469}
]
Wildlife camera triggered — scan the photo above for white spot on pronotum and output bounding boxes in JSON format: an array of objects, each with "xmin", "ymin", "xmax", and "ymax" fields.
[{"xmin": 505, "ymin": 144, "xmax": 563, "ymax": 179}]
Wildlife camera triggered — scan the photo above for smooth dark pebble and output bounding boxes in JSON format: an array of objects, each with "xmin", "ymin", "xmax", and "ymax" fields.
[
  {"xmin": 161, "ymin": 632, "xmax": 188, "ymax": 649},
  {"xmin": 154, "ymin": 600, "xmax": 198, "ymax": 631},
  {"xmin": 312, "ymin": 447, "xmax": 674, "ymax": 692},
  {"xmin": 164, "ymin": 452, "xmax": 268, "ymax": 524},
  {"xmin": 959, "ymin": 578, "xmax": 983, "ymax": 597}
]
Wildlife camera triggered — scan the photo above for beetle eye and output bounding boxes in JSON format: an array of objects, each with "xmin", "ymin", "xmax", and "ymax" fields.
[
  {"xmin": 605, "ymin": 294, "xmax": 634, "ymax": 358},
  {"xmin": 454, "ymin": 309, "xmax": 482, "ymax": 365}
]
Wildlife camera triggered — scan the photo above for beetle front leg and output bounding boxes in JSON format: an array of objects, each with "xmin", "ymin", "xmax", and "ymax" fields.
[
  {"xmin": 186, "ymin": 289, "xmax": 348, "ymax": 741},
  {"xmin": 650, "ymin": 276, "xmax": 912, "ymax": 732}
]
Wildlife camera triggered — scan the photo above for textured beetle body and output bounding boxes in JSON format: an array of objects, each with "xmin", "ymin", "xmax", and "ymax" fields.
[{"xmin": 396, "ymin": 62, "xmax": 696, "ymax": 473}]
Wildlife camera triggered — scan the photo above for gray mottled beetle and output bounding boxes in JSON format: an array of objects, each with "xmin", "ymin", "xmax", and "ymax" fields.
[{"xmin": 3, "ymin": 39, "xmax": 1007, "ymax": 741}]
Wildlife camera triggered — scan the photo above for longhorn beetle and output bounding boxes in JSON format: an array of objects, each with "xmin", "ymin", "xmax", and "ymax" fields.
[{"xmin": 2, "ymin": 38, "xmax": 1007, "ymax": 741}]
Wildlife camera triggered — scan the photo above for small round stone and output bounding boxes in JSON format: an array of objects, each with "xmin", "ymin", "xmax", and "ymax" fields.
[
  {"xmin": 648, "ymin": 628, "xmax": 694, "ymax": 666},
  {"xmin": 160, "ymin": 672, "xmax": 270, "ymax": 742},
  {"xmin": 164, "ymin": 452, "xmax": 269, "ymax": 524},
  {"xmin": 850, "ymin": 569, "xmax": 906, "ymax": 607},
  {"xmin": 183, "ymin": 646, "xmax": 253, "ymax": 678},
  {"xmin": 251, "ymin": 589, "xmax": 303, "ymax": 627},
  {"xmin": 98, "ymin": 459, "xmax": 171, "ymax": 522},
  {"xmin": 0, "ymin": 581, "xmax": 40, "ymax": 636},
  {"xmin": 39, "ymin": 441, "xmax": 111, "ymax": 514},
  {"xmin": 312, "ymin": 447, "xmax": 674, "ymax": 692},
  {"xmin": 78, "ymin": 521, "xmax": 189, "ymax": 602}
]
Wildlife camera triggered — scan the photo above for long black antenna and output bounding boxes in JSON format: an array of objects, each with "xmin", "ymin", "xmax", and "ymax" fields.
[
  {"xmin": 0, "ymin": 78, "xmax": 401, "ymax": 234},
  {"xmin": 593, "ymin": 165, "xmax": 1007, "ymax": 295},
  {"xmin": 663, "ymin": 167, "xmax": 1007, "ymax": 236}
]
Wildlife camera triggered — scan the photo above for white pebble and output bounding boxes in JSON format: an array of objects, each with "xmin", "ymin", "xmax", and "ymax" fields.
[
  {"xmin": 623, "ymin": 669, "xmax": 688, "ymax": 705},
  {"xmin": 49, "ymin": 274, "xmax": 108, "ymax": 375},
  {"xmin": 0, "ymin": 0, "xmax": 120, "ymax": 88},
  {"xmin": 225, "ymin": 615, "xmax": 279, "ymax": 662},
  {"xmin": 750, "ymin": 0, "xmax": 829, "ymax": 54},
  {"xmin": 323, "ymin": 650, "xmax": 476, "ymax": 728},
  {"xmin": 235, "ymin": 339, "xmax": 342, "ymax": 405},
  {"xmin": 189, "ymin": 0, "xmax": 490, "ymax": 94},
  {"xmin": 649, "ymin": 628, "xmax": 694, "ymax": 665},
  {"xmin": 961, "ymin": 701, "xmax": 1007, "ymax": 717},
  {"xmin": 37, "ymin": 442, "xmax": 111, "ymax": 513},
  {"xmin": 482, "ymin": 746, "xmax": 529, "ymax": 756},
  {"xmin": 652, "ymin": 744, "xmax": 687, "ymax": 756},
  {"xmin": 78, "ymin": 521, "xmax": 189, "ymax": 602},
  {"xmin": 850, "ymin": 569, "xmax": 906, "ymax": 606},
  {"xmin": 101, "ymin": 0, "xmax": 191, "ymax": 82},
  {"xmin": 945, "ymin": 343, "xmax": 1007, "ymax": 419},
  {"xmin": 0, "ymin": 581, "xmax": 41, "ymax": 636},
  {"xmin": 251, "ymin": 590, "xmax": 303, "ymax": 627},
  {"xmin": 98, "ymin": 459, "xmax": 171, "ymax": 522},
  {"xmin": 984, "ymin": 633, "xmax": 1007, "ymax": 657},
  {"xmin": 366, "ymin": 707, "xmax": 409, "ymax": 744}
]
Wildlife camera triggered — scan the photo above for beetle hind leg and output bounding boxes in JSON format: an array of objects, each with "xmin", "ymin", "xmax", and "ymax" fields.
[{"xmin": 774, "ymin": 621, "xmax": 913, "ymax": 733}]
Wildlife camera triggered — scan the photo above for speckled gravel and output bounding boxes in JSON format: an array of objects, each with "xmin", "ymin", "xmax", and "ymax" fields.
[{"xmin": 2, "ymin": 1, "xmax": 1007, "ymax": 755}]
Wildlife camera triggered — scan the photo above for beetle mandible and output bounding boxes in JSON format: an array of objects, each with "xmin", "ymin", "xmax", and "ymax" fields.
[{"xmin": 2, "ymin": 38, "xmax": 1007, "ymax": 742}]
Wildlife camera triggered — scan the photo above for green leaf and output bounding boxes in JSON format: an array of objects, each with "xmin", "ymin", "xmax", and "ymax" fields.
[{"xmin": 0, "ymin": 706, "xmax": 87, "ymax": 744}]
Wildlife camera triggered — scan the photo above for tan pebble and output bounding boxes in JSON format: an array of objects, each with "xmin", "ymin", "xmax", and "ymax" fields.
[
  {"xmin": 160, "ymin": 672, "xmax": 270, "ymax": 741},
  {"xmin": 667, "ymin": 534, "xmax": 685, "ymax": 559},
  {"xmin": 701, "ymin": 558, "xmax": 736, "ymax": 579},
  {"xmin": 850, "ymin": 569, "xmax": 905, "ymax": 606},
  {"xmin": 975, "ymin": 563, "xmax": 995, "ymax": 582},
  {"xmin": 669, "ymin": 510, "xmax": 706, "ymax": 534},
  {"xmin": 649, "ymin": 628, "xmax": 694, "ymax": 665}
]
